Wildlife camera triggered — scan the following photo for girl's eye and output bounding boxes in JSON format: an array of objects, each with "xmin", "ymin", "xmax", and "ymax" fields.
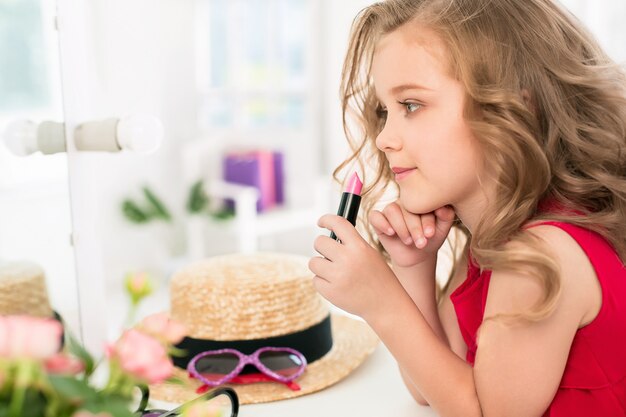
[{"xmin": 400, "ymin": 101, "xmax": 421, "ymax": 113}]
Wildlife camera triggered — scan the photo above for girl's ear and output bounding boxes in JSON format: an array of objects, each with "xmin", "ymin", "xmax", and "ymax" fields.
[
  {"xmin": 521, "ymin": 89, "xmax": 532, "ymax": 107},
  {"xmin": 521, "ymin": 88, "xmax": 537, "ymax": 116}
]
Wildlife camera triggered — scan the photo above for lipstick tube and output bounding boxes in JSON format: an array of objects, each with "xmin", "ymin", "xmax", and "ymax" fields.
[{"xmin": 330, "ymin": 172, "xmax": 362, "ymax": 241}]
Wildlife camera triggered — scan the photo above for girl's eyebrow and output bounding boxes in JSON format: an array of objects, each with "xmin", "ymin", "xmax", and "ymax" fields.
[
  {"xmin": 390, "ymin": 83, "xmax": 433, "ymax": 94},
  {"xmin": 376, "ymin": 83, "xmax": 434, "ymax": 102}
]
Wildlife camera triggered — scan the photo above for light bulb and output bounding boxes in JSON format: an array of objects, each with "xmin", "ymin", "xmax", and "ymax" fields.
[
  {"xmin": 2, "ymin": 120, "xmax": 38, "ymax": 156},
  {"xmin": 116, "ymin": 114, "xmax": 163, "ymax": 154},
  {"xmin": 74, "ymin": 114, "xmax": 163, "ymax": 153},
  {"xmin": 2, "ymin": 120, "xmax": 66, "ymax": 156}
]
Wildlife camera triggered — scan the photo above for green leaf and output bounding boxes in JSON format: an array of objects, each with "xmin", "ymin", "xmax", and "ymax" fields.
[
  {"xmin": 64, "ymin": 331, "xmax": 95, "ymax": 378},
  {"xmin": 48, "ymin": 375, "xmax": 98, "ymax": 403},
  {"xmin": 163, "ymin": 375, "xmax": 186, "ymax": 386},
  {"xmin": 19, "ymin": 390, "xmax": 47, "ymax": 417},
  {"xmin": 211, "ymin": 207, "xmax": 235, "ymax": 221},
  {"xmin": 80, "ymin": 394, "xmax": 134, "ymax": 417},
  {"xmin": 143, "ymin": 187, "xmax": 172, "ymax": 221},
  {"xmin": 187, "ymin": 179, "xmax": 209, "ymax": 214},
  {"xmin": 168, "ymin": 346, "xmax": 187, "ymax": 358},
  {"xmin": 122, "ymin": 200, "xmax": 150, "ymax": 223}
]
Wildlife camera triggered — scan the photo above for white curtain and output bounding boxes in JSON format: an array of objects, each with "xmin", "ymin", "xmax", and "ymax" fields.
[{"xmin": 559, "ymin": 0, "xmax": 626, "ymax": 62}]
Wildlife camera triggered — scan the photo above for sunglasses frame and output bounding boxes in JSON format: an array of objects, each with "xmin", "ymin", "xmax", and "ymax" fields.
[
  {"xmin": 135, "ymin": 386, "xmax": 239, "ymax": 417},
  {"xmin": 187, "ymin": 347, "xmax": 307, "ymax": 387}
]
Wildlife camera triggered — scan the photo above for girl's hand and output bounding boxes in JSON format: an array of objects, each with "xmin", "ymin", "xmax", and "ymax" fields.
[
  {"xmin": 369, "ymin": 203, "xmax": 456, "ymax": 268},
  {"xmin": 309, "ymin": 214, "xmax": 406, "ymax": 319}
]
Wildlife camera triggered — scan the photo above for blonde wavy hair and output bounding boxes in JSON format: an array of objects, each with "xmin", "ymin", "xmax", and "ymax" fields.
[{"xmin": 336, "ymin": 0, "xmax": 626, "ymax": 323}]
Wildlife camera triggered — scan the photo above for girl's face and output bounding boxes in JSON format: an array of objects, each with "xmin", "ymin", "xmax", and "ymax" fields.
[{"xmin": 372, "ymin": 24, "xmax": 491, "ymax": 226}]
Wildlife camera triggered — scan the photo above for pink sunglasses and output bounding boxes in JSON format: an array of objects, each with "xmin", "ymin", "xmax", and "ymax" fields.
[{"xmin": 187, "ymin": 347, "xmax": 307, "ymax": 388}]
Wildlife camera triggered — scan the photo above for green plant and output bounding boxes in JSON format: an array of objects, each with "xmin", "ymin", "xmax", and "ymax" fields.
[
  {"xmin": 185, "ymin": 180, "xmax": 235, "ymax": 221},
  {"xmin": 186, "ymin": 180, "xmax": 209, "ymax": 214},
  {"xmin": 122, "ymin": 187, "xmax": 172, "ymax": 224},
  {"xmin": 0, "ymin": 314, "xmax": 185, "ymax": 417}
]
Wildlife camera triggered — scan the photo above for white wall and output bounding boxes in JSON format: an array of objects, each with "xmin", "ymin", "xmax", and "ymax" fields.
[
  {"xmin": 561, "ymin": 0, "xmax": 626, "ymax": 62},
  {"xmin": 53, "ymin": 0, "xmax": 198, "ymax": 350},
  {"xmin": 70, "ymin": 0, "xmax": 197, "ymax": 288}
]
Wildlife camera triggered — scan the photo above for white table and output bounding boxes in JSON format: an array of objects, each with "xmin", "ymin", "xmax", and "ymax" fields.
[{"xmin": 153, "ymin": 343, "xmax": 438, "ymax": 417}]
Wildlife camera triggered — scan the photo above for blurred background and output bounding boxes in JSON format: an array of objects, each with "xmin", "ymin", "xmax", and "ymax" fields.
[{"xmin": 1, "ymin": 0, "xmax": 624, "ymax": 353}]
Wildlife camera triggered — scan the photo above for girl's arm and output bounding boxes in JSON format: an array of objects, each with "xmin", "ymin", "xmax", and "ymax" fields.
[
  {"xmin": 472, "ymin": 225, "xmax": 598, "ymax": 416},
  {"xmin": 393, "ymin": 259, "xmax": 447, "ymax": 343},
  {"xmin": 311, "ymin": 217, "xmax": 593, "ymax": 417},
  {"xmin": 394, "ymin": 256, "xmax": 468, "ymax": 406},
  {"xmin": 367, "ymin": 204, "xmax": 467, "ymax": 405},
  {"xmin": 367, "ymin": 226, "xmax": 591, "ymax": 417}
]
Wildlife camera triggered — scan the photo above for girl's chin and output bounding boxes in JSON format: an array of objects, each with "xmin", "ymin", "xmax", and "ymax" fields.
[{"xmin": 400, "ymin": 197, "xmax": 439, "ymax": 216}]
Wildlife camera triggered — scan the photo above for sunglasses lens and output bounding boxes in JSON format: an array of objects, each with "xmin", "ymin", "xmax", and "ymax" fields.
[
  {"xmin": 258, "ymin": 350, "xmax": 304, "ymax": 378},
  {"xmin": 194, "ymin": 352, "xmax": 239, "ymax": 383}
]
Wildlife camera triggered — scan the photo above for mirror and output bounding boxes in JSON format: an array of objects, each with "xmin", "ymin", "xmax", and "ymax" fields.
[{"xmin": 0, "ymin": 0, "xmax": 80, "ymax": 335}]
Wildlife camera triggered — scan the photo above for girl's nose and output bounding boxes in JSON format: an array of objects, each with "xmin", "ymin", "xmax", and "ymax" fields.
[{"xmin": 375, "ymin": 124, "xmax": 402, "ymax": 153}]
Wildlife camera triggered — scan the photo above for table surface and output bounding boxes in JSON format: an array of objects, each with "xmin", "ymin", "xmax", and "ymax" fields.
[{"xmin": 152, "ymin": 343, "xmax": 438, "ymax": 417}]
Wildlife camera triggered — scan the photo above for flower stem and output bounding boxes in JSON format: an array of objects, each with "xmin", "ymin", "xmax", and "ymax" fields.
[
  {"xmin": 125, "ymin": 303, "xmax": 138, "ymax": 328},
  {"xmin": 8, "ymin": 361, "xmax": 33, "ymax": 417}
]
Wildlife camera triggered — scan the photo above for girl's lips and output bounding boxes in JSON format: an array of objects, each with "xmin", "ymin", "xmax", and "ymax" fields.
[{"xmin": 392, "ymin": 167, "xmax": 416, "ymax": 181}]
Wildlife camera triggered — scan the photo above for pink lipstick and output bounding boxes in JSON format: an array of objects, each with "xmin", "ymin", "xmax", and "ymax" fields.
[{"xmin": 330, "ymin": 171, "xmax": 362, "ymax": 241}]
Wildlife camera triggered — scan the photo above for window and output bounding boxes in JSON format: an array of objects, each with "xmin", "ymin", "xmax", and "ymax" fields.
[
  {"xmin": 196, "ymin": 0, "xmax": 313, "ymax": 131},
  {"xmin": 0, "ymin": 0, "xmax": 65, "ymax": 187},
  {"xmin": 192, "ymin": 0, "xmax": 322, "ymax": 211},
  {"xmin": 0, "ymin": 0, "xmax": 52, "ymax": 111}
]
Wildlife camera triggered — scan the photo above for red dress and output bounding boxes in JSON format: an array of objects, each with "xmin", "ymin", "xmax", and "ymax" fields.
[{"xmin": 450, "ymin": 221, "xmax": 626, "ymax": 416}]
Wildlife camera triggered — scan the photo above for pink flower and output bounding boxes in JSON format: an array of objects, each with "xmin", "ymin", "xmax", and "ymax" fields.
[
  {"xmin": 129, "ymin": 272, "xmax": 148, "ymax": 292},
  {"xmin": 139, "ymin": 312, "xmax": 187, "ymax": 344},
  {"xmin": 125, "ymin": 271, "xmax": 153, "ymax": 304},
  {"xmin": 45, "ymin": 353, "xmax": 85, "ymax": 375},
  {"xmin": 0, "ymin": 318, "xmax": 8, "ymax": 356},
  {"xmin": 0, "ymin": 316, "xmax": 62, "ymax": 359},
  {"xmin": 108, "ymin": 329, "xmax": 173, "ymax": 384}
]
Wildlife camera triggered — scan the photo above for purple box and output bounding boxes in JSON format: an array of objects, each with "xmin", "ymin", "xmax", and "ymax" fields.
[
  {"xmin": 223, "ymin": 150, "xmax": 285, "ymax": 213},
  {"xmin": 273, "ymin": 151, "xmax": 284, "ymax": 205}
]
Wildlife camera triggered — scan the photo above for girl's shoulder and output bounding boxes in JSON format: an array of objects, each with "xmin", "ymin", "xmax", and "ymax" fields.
[
  {"xmin": 476, "ymin": 223, "xmax": 604, "ymax": 415},
  {"xmin": 500, "ymin": 222, "xmax": 603, "ymax": 328}
]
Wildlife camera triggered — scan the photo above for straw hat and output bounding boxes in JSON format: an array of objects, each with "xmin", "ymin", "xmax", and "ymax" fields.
[
  {"xmin": 150, "ymin": 252, "xmax": 379, "ymax": 404},
  {"xmin": 0, "ymin": 261, "xmax": 54, "ymax": 318}
]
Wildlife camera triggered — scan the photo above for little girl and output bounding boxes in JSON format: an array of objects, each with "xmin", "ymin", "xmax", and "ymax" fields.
[{"xmin": 308, "ymin": 1, "xmax": 626, "ymax": 416}]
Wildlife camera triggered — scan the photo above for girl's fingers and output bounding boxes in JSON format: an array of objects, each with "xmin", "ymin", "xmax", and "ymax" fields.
[
  {"xmin": 317, "ymin": 214, "xmax": 360, "ymax": 244},
  {"xmin": 399, "ymin": 206, "xmax": 427, "ymax": 247},
  {"xmin": 311, "ymin": 273, "xmax": 333, "ymax": 299},
  {"xmin": 382, "ymin": 203, "xmax": 412, "ymax": 245},
  {"xmin": 369, "ymin": 210, "xmax": 395, "ymax": 236},
  {"xmin": 313, "ymin": 234, "xmax": 341, "ymax": 261},
  {"xmin": 308, "ymin": 256, "xmax": 333, "ymax": 282},
  {"xmin": 420, "ymin": 213, "xmax": 437, "ymax": 238},
  {"xmin": 434, "ymin": 205, "xmax": 457, "ymax": 234}
]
